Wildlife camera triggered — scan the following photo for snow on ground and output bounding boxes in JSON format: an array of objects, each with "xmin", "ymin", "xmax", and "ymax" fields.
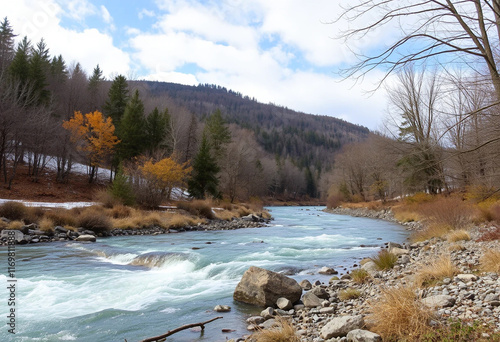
[{"xmin": 0, "ymin": 198, "xmax": 96, "ymax": 209}]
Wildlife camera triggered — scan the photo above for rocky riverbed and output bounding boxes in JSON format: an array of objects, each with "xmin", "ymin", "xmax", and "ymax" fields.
[
  {"xmin": 0, "ymin": 214, "xmax": 270, "ymax": 246},
  {"xmin": 228, "ymin": 208, "xmax": 500, "ymax": 342}
]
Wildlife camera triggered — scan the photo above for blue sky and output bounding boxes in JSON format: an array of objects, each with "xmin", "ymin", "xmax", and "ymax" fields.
[{"xmin": 2, "ymin": 0, "xmax": 392, "ymax": 129}]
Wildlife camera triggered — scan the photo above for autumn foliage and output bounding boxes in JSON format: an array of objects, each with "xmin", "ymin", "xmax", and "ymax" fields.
[{"xmin": 63, "ymin": 111, "xmax": 119, "ymax": 181}]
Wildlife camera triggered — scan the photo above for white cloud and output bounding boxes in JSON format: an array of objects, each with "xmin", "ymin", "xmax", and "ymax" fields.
[
  {"xmin": 138, "ymin": 9, "xmax": 155, "ymax": 19},
  {"xmin": 61, "ymin": 0, "xmax": 97, "ymax": 21},
  {"xmin": 4, "ymin": 0, "xmax": 130, "ymax": 78},
  {"xmin": 142, "ymin": 71, "xmax": 198, "ymax": 85},
  {"xmin": 100, "ymin": 5, "xmax": 112, "ymax": 24}
]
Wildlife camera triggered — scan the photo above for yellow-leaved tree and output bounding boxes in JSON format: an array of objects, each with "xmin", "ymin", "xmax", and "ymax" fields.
[
  {"xmin": 62, "ymin": 110, "xmax": 120, "ymax": 183},
  {"xmin": 139, "ymin": 156, "xmax": 192, "ymax": 202}
]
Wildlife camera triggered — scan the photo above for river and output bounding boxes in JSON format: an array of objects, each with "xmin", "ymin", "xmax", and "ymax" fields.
[{"xmin": 0, "ymin": 206, "xmax": 408, "ymax": 342}]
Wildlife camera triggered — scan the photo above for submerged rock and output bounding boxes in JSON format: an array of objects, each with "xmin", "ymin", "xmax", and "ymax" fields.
[{"xmin": 75, "ymin": 234, "xmax": 96, "ymax": 242}]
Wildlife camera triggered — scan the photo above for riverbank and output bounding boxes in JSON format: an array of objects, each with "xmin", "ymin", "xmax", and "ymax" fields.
[{"xmin": 239, "ymin": 204, "xmax": 500, "ymax": 341}]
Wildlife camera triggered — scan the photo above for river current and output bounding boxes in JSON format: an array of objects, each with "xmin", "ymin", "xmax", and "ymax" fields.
[{"xmin": 0, "ymin": 206, "xmax": 408, "ymax": 342}]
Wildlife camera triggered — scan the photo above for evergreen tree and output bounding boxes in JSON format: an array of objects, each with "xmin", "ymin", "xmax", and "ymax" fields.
[
  {"xmin": 204, "ymin": 108, "xmax": 231, "ymax": 160},
  {"xmin": 88, "ymin": 64, "xmax": 104, "ymax": 111},
  {"xmin": 305, "ymin": 166, "xmax": 317, "ymax": 198},
  {"xmin": 9, "ymin": 36, "xmax": 31, "ymax": 87},
  {"xmin": 29, "ymin": 39, "xmax": 51, "ymax": 105},
  {"xmin": 0, "ymin": 17, "xmax": 16, "ymax": 72},
  {"xmin": 103, "ymin": 74, "xmax": 128, "ymax": 130},
  {"xmin": 109, "ymin": 164, "xmax": 135, "ymax": 206},
  {"xmin": 188, "ymin": 134, "xmax": 220, "ymax": 199},
  {"xmin": 119, "ymin": 89, "xmax": 147, "ymax": 160},
  {"xmin": 145, "ymin": 107, "xmax": 171, "ymax": 155}
]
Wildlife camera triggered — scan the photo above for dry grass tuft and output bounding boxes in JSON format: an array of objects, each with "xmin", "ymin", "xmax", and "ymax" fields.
[
  {"xmin": 411, "ymin": 223, "xmax": 452, "ymax": 243},
  {"xmin": 44, "ymin": 209, "xmax": 77, "ymax": 227},
  {"xmin": 350, "ymin": 268, "xmax": 370, "ymax": 284},
  {"xmin": 414, "ymin": 255, "xmax": 458, "ymax": 287},
  {"xmin": 0, "ymin": 201, "xmax": 28, "ymax": 221},
  {"xmin": 110, "ymin": 205, "xmax": 132, "ymax": 219},
  {"xmin": 393, "ymin": 207, "xmax": 422, "ymax": 223},
  {"xmin": 371, "ymin": 250, "xmax": 398, "ymax": 270},
  {"xmin": 448, "ymin": 243, "xmax": 466, "ymax": 252},
  {"xmin": 39, "ymin": 217, "xmax": 55, "ymax": 233},
  {"xmin": 77, "ymin": 207, "xmax": 112, "ymax": 234},
  {"xmin": 250, "ymin": 317, "xmax": 300, "ymax": 342},
  {"xmin": 338, "ymin": 288, "xmax": 361, "ymax": 301},
  {"xmin": 480, "ymin": 249, "xmax": 500, "ymax": 273},
  {"xmin": 7, "ymin": 220, "xmax": 24, "ymax": 230},
  {"xmin": 447, "ymin": 229, "xmax": 471, "ymax": 242},
  {"xmin": 177, "ymin": 200, "xmax": 215, "ymax": 219},
  {"xmin": 214, "ymin": 209, "xmax": 238, "ymax": 221},
  {"xmin": 367, "ymin": 285, "xmax": 434, "ymax": 341},
  {"xmin": 93, "ymin": 188, "xmax": 120, "ymax": 208}
]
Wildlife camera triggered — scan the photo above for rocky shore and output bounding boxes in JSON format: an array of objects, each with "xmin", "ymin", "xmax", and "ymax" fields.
[
  {"xmin": 228, "ymin": 208, "xmax": 500, "ymax": 341},
  {"xmin": 0, "ymin": 214, "xmax": 270, "ymax": 246}
]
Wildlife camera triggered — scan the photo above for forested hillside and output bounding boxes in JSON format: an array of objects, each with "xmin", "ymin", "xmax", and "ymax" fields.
[{"xmin": 0, "ymin": 17, "xmax": 370, "ymax": 203}]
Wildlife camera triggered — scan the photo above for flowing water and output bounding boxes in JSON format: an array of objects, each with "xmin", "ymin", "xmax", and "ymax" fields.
[{"xmin": 0, "ymin": 206, "xmax": 408, "ymax": 342}]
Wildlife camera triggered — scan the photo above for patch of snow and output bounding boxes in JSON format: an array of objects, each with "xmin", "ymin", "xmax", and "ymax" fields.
[{"xmin": 0, "ymin": 199, "xmax": 96, "ymax": 209}]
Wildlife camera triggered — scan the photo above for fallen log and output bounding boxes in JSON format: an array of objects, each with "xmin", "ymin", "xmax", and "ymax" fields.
[{"xmin": 139, "ymin": 316, "xmax": 223, "ymax": 342}]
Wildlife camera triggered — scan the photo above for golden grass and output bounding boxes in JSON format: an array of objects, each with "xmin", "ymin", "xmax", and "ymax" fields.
[
  {"xmin": 392, "ymin": 207, "xmax": 422, "ymax": 223},
  {"xmin": 338, "ymin": 288, "xmax": 361, "ymax": 301},
  {"xmin": 446, "ymin": 229, "xmax": 471, "ymax": 242},
  {"xmin": 250, "ymin": 317, "xmax": 300, "ymax": 342},
  {"xmin": 6, "ymin": 220, "xmax": 24, "ymax": 230},
  {"xmin": 480, "ymin": 249, "xmax": 500, "ymax": 273},
  {"xmin": 214, "ymin": 209, "xmax": 238, "ymax": 221},
  {"xmin": 350, "ymin": 268, "xmax": 370, "ymax": 284},
  {"xmin": 44, "ymin": 209, "xmax": 77, "ymax": 227},
  {"xmin": 371, "ymin": 250, "xmax": 398, "ymax": 270},
  {"xmin": 367, "ymin": 285, "xmax": 434, "ymax": 341},
  {"xmin": 39, "ymin": 217, "xmax": 55, "ymax": 233},
  {"xmin": 414, "ymin": 255, "xmax": 458, "ymax": 288},
  {"xmin": 411, "ymin": 223, "xmax": 452, "ymax": 243},
  {"xmin": 448, "ymin": 243, "xmax": 466, "ymax": 252}
]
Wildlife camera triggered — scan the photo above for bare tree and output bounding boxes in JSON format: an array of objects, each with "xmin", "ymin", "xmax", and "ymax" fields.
[{"xmin": 337, "ymin": 0, "xmax": 500, "ymax": 99}]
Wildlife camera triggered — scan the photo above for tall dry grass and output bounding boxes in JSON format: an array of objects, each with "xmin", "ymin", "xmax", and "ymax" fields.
[
  {"xmin": 371, "ymin": 250, "xmax": 398, "ymax": 270},
  {"xmin": 414, "ymin": 255, "xmax": 458, "ymax": 287},
  {"xmin": 367, "ymin": 285, "xmax": 434, "ymax": 341},
  {"xmin": 446, "ymin": 229, "xmax": 471, "ymax": 243},
  {"xmin": 250, "ymin": 317, "xmax": 300, "ymax": 342},
  {"xmin": 480, "ymin": 249, "xmax": 500, "ymax": 273}
]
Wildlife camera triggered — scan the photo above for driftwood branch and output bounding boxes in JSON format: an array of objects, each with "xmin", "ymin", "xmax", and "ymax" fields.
[{"xmin": 139, "ymin": 316, "xmax": 223, "ymax": 342}]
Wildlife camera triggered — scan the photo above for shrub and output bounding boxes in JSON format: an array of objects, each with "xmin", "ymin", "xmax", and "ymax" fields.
[
  {"xmin": 480, "ymin": 249, "xmax": 500, "ymax": 273},
  {"xmin": 93, "ymin": 188, "xmax": 120, "ymax": 209},
  {"xmin": 368, "ymin": 286, "xmax": 434, "ymax": 341},
  {"xmin": 338, "ymin": 288, "xmax": 361, "ymax": 301},
  {"xmin": 76, "ymin": 208, "xmax": 112, "ymax": 234},
  {"xmin": 326, "ymin": 193, "xmax": 343, "ymax": 209},
  {"xmin": 39, "ymin": 217, "xmax": 54, "ymax": 233},
  {"xmin": 371, "ymin": 250, "xmax": 398, "ymax": 270},
  {"xmin": 415, "ymin": 255, "xmax": 458, "ymax": 287},
  {"xmin": 7, "ymin": 220, "xmax": 24, "ymax": 230},
  {"xmin": 177, "ymin": 200, "xmax": 215, "ymax": 219},
  {"xmin": 350, "ymin": 268, "xmax": 370, "ymax": 284},
  {"xmin": 250, "ymin": 317, "xmax": 300, "ymax": 342},
  {"xmin": 0, "ymin": 201, "xmax": 27, "ymax": 221},
  {"xmin": 110, "ymin": 205, "xmax": 132, "ymax": 219},
  {"xmin": 109, "ymin": 168, "xmax": 135, "ymax": 206},
  {"xmin": 44, "ymin": 209, "xmax": 77, "ymax": 227},
  {"xmin": 447, "ymin": 229, "xmax": 471, "ymax": 242},
  {"xmin": 418, "ymin": 196, "xmax": 475, "ymax": 230},
  {"xmin": 404, "ymin": 192, "xmax": 434, "ymax": 204}
]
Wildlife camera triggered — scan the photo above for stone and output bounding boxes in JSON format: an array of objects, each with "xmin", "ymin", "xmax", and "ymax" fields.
[
  {"xmin": 398, "ymin": 255, "xmax": 410, "ymax": 264},
  {"xmin": 259, "ymin": 318, "xmax": 278, "ymax": 330},
  {"xmin": 233, "ymin": 266, "xmax": 303, "ymax": 307},
  {"xmin": 214, "ymin": 305, "xmax": 231, "ymax": 312},
  {"xmin": 421, "ymin": 295, "xmax": 456, "ymax": 309},
  {"xmin": 320, "ymin": 307, "xmax": 335, "ymax": 314},
  {"xmin": 302, "ymin": 291, "xmax": 323, "ymax": 308},
  {"xmin": 300, "ymin": 279, "xmax": 313, "ymax": 290},
  {"xmin": 246, "ymin": 316, "xmax": 265, "ymax": 325},
  {"xmin": 55, "ymin": 226, "xmax": 68, "ymax": 233},
  {"xmin": 260, "ymin": 307, "xmax": 274, "ymax": 319},
  {"xmin": 347, "ymin": 329, "xmax": 382, "ymax": 342},
  {"xmin": 75, "ymin": 234, "xmax": 96, "ymax": 242},
  {"xmin": 361, "ymin": 261, "xmax": 379, "ymax": 276},
  {"xmin": 389, "ymin": 247, "xmax": 409, "ymax": 256},
  {"xmin": 457, "ymin": 274, "xmax": 478, "ymax": 282},
  {"xmin": 276, "ymin": 297, "xmax": 293, "ymax": 310},
  {"xmin": 387, "ymin": 242, "xmax": 403, "ymax": 249},
  {"xmin": 320, "ymin": 315, "xmax": 365, "ymax": 339},
  {"xmin": 319, "ymin": 266, "xmax": 338, "ymax": 275},
  {"xmin": 484, "ymin": 294, "xmax": 500, "ymax": 303},
  {"xmin": 0, "ymin": 229, "xmax": 24, "ymax": 243},
  {"xmin": 311, "ymin": 287, "xmax": 329, "ymax": 299}
]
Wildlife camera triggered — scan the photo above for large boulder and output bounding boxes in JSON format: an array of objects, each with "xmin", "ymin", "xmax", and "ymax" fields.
[
  {"xmin": 421, "ymin": 295, "xmax": 455, "ymax": 309},
  {"xmin": 75, "ymin": 234, "xmax": 97, "ymax": 242},
  {"xmin": 1, "ymin": 229, "xmax": 24, "ymax": 243},
  {"xmin": 302, "ymin": 291, "xmax": 323, "ymax": 308},
  {"xmin": 233, "ymin": 266, "xmax": 303, "ymax": 307},
  {"xmin": 320, "ymin": 315, "xmax": 365, "ymax": 339}
]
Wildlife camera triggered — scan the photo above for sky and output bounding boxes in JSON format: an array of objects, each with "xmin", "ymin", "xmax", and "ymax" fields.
[{"xmin": 2, "ymin": 0, "xmax": 394, "ymax": 130}]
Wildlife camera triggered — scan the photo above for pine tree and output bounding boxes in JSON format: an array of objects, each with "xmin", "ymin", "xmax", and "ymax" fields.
[
  {"xmin": 119, "ymin": 89, "xmax": 147, "ymax": 161},
  {"xmin": 29, "ymin": 38, "xmax": 51, "ymax": 105},
  {"xmin": 204, "ymin": 108, "xmax": 231, "ymax": 160},
  {"xmin": 188, "ymin": 134, "xmax": 220, "ymax": 199},
  {"xmin": 0, "ymin": 17, "xmax": 16, "ymax": 72},
  {"xmin": 88, "ymin": 64, "xmax": 104, "ymax": 111},
  {"xmin": 9, "ymin": 36, "xmax": 31, "ymax": 87},
  {"xmin": 103, "ymin": 74, "xmax": 128, "ymax": 130},
  {"xmin": 145, "ymin": 107, "xmax": 171, "ymax": 155}
]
